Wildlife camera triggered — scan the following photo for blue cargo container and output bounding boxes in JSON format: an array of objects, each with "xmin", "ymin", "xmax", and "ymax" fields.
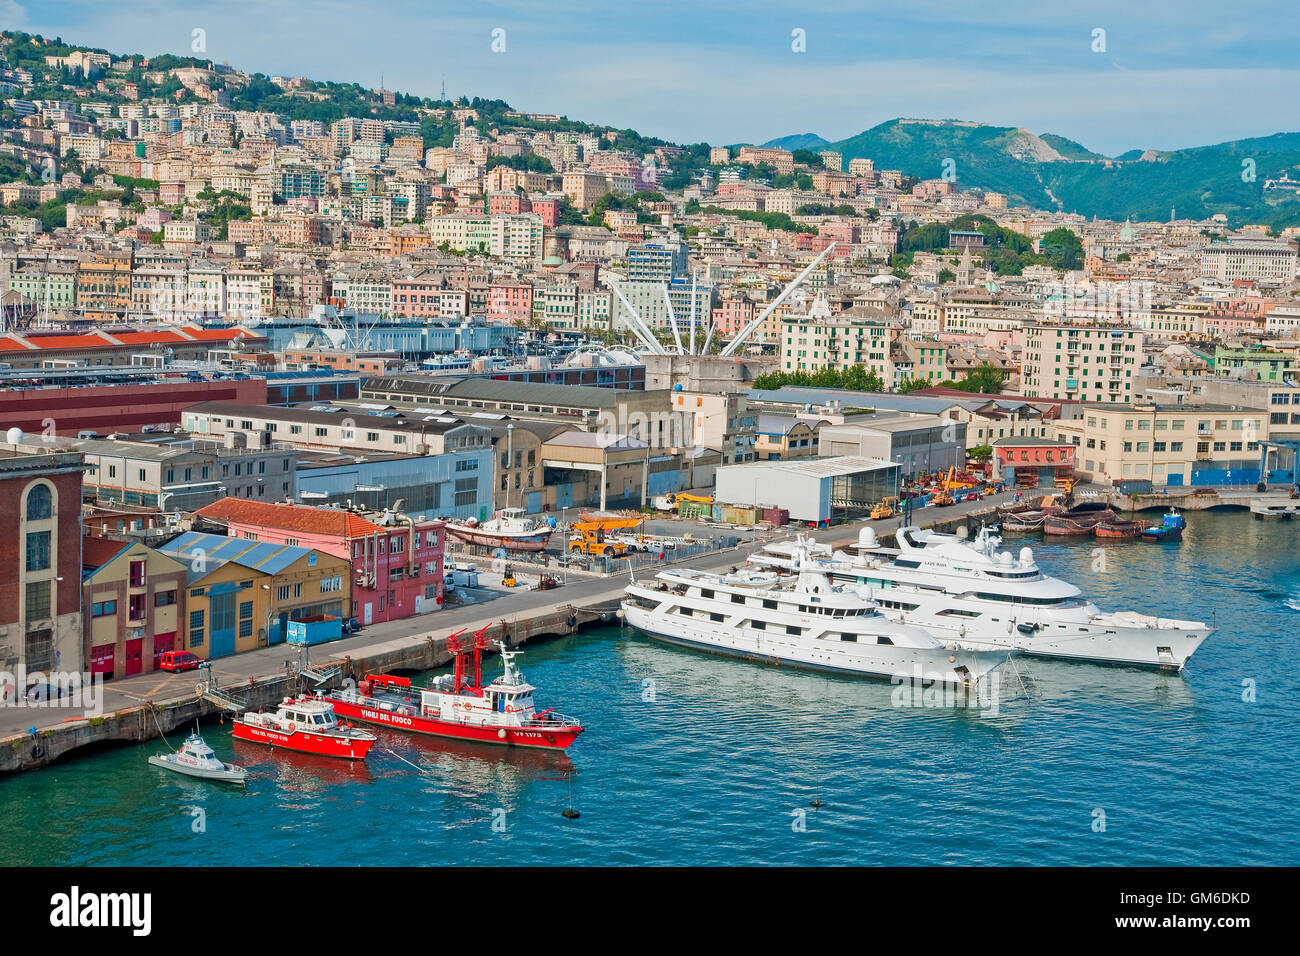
[{"xmin": 285, "ymin": 615, "xmax": 343, "ymax": 646}]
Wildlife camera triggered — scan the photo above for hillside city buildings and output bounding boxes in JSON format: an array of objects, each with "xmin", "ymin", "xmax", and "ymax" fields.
[{"xmin": 3, "ymin": 32, "xmax": 1300, "ymax": 683}]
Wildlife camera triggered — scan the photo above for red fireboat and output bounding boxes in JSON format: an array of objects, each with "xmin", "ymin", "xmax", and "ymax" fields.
[
  {"xmin": 325, "ymin": 626, "xmax": 584, "ymax": 750},
  {"xmin": 231, "ymin": 694, "xmax": 377, "ymax": 760}
]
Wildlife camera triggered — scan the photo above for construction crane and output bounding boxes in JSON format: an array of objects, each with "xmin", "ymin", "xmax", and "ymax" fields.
[
  {"xmin": 932, "ymin": 466, "xmax": 957, "ymax": 507},
  {"xmin": 568, "ymin": 516, "xmax": 644, "ymax": 557}
]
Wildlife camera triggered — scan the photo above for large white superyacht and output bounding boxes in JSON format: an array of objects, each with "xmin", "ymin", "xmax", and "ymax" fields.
[
  {"xmin": 748, "ymin": 526, "xmax": 1212, "ymax": 670},
  {"xmin": 621, "ymin": 549, "xmax": 1009, "ymax": 685}
]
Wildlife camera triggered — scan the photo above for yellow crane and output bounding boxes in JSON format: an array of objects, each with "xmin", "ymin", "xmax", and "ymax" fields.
[
  {"xmin": 568, "ymin": 516, "xmax": 644, "ymax": 557},
  {"xmin": 932, "ymin": 466, "xmax": 957, "ymax": 507}
]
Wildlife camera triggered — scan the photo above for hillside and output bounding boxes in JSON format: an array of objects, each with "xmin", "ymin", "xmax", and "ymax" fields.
[
  {"xmin": 812, "ymin": 119, "xmax": 1300, "ymax": 226},
  {"xmin": 761, "ymin": 132, "xmax": 830, "ymax": 151}
]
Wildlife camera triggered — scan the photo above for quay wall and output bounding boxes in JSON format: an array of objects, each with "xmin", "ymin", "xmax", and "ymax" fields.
[{"xmin": 0, "ymin": 604, "xmax": 615, "ymax": 775}]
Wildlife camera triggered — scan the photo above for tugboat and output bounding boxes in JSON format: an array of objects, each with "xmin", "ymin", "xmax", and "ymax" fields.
[
  {"xmin": 326, "ymin": 626, "xmax": 584, "ymax": 750},
  {"xmin": 148, "ymin": 732, "xmax": 247, "ymax": 785},
  {"xmin": 232, "ymin": 695, "xmax": 377, "ymax": 760},
  {"xmin": 1141, "ymin": 507, "xmax": 1185, "ymax": 541}
]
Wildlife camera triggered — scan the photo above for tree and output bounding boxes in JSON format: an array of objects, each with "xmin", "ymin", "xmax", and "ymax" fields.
[
  {"xmin": 1038, "ymin": 227, "xmax": 1084, "ymax": 270},
  {"xmin": 937, "ymin": 268, "xmax": 955, "ymax": 284},
  {"xmin": 946, "ymin": 362, "xmax": 1006, "ymax": 394},
  {"xmin": 968, "ymin": 444, "xmax": 993, "ymax": 462}
]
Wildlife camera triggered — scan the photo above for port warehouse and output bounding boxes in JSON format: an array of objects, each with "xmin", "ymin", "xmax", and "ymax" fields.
[
  {"xmin": 0, "ymin": 368, "xmax": 358, "ymax": 436},
  {"xmin": 715, "ymin": 456, "xmax": 902, "ymax": 524}
]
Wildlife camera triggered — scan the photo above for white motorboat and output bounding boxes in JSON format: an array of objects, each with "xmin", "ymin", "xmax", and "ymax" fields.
[
  {"xmin": 148, "ymin": 733, "xmax": 247, "ymax": 785},
  {"xmin": 446, "ymin": 508, "xmax": 555, "ymax": 552},
  {"xmin": 622, "ymin": 548, "xmax": 1008, "ymax": 686},
  {"xmin": 748, "ymin": 525, "xmax": 1212, "ymax": 670}
]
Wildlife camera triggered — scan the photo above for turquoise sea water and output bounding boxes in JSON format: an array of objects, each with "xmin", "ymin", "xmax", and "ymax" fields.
[{"xmin": 1, "ymin": 511, "xmax": 1296, "ymax": 866}]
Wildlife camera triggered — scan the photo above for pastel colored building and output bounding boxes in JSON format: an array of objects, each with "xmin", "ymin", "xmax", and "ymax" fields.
[
  {"xmin": 193, "ymin": 498, "xmax": 446, "ymax": 626},
  {"xmin": 82, "ymin": 537, "xmax": 186, "ymax": 679}
]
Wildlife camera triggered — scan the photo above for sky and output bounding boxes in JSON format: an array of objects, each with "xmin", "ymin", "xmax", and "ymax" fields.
[{"xmin": 4, "ymin": 0, "xmax": 1298, "ymax": 156}]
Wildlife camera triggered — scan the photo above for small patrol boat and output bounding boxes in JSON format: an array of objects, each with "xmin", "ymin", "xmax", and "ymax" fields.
[
  {"xmin": 232, "ymin": 695, "xmax": 377, "ymax": 760},
  {"xmin": 148, "ymin": 732, "xmax": 248, "ymax": 785}
]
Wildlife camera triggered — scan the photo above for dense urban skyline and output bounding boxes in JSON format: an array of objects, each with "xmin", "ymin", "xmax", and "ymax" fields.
[{"xmin": 7, "ymin": 0, "xmax": 1300, "ymax": 156}]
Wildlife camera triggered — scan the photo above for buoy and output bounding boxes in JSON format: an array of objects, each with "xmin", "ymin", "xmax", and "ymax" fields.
[
  {"xmin": 497, "ymin": 728, "xmax": 507, "ymax": 739},
  {"xmin": 615, "ymin": 609, "xmax": 625, "ymax": 619},
  {"xmin": 562, "ymin": 808, "xmax": 581, "ymax": 820},
  {"xmin": 809, "ymin": 799, "xmax": 823, "ymax": 809}
]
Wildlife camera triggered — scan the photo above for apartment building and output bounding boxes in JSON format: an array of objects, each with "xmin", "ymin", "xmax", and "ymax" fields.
[
  {"xmin": 1053, "ymin": 403, "xmax": 1267, "ymax": 487},
  {"xmin": 1199, "ymin": 239, "xmax": 1298, "ymax": 285},
  {"xmin": 1022, "ymin": 325, "xmax": 1143, "ymax": 404}
]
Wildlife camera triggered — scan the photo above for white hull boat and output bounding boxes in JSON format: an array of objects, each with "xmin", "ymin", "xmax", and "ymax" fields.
[
  {"xmin": 622, "ymin": 558, "xmax": 1008, "ymax": 686},
  {"xmin": 749, "ymin": 526, "xmax": 1212, "ymax": 670},
  {"xmin": 148, "ymin": 733, "xmax": 247, "ymax": 785}
]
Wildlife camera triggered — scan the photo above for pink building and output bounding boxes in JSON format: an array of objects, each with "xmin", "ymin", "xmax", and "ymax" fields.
[
  {"xmin": 712, "ymin": 296, "xmax": 755, "ymax": 338},
  {"xmin": 193, "ymin": 498, "xmax": 446, "ymax": 625},
  {"xmin": 487, "ymin": 281, "xmax": 534, "ymax": 323},
  {"xmin": 392, "ymin": 275, "xmax": 447, "ymax": 318},
  {"xmin": 487, "ymin": 191, "xmax": 531, "ymax": 216},
  {"xmin": 530, "ymin": 197, "xmax": 560, "ymax": 228}
]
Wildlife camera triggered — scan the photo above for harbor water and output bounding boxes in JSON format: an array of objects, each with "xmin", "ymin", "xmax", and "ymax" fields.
[{"xmin": 2, "ymin": 510, "xmax": 1296, "ymax": 866}]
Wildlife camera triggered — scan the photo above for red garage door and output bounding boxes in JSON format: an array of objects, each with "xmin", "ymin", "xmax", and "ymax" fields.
[{"xmin": 152, "ymin": 632, "xmax": 175, "ymax": 670}]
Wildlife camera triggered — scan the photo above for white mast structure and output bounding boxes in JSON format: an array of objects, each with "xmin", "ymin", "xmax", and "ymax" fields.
[
  {"xmin": 608, "ymin": 242, "xmax": 835, "ymax": 358},
  {"xmin": 719, "ymin": 242, "xmax": 835, "ymax": 357}
]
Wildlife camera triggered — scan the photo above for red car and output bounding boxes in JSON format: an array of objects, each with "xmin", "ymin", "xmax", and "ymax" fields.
[
  {"xmin": 964, "ymin": 492, "xmax": 981, "ymax": 501},
  {"xmin": 158, "ymin": 650, "xmax": 203, "ymax": 673}
]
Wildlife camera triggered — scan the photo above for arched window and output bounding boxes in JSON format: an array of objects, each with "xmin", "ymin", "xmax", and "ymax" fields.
[{"xmin": 26, "ymin": 484, "xmax": 52, "ymax": 521}]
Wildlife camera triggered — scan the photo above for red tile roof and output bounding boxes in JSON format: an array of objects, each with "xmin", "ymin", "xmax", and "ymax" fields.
[
  {"xmin": 194, "ymin": 497, "xmax": 385, "ymax": 538},
  {"xmin": 0, "ymin": 326, "xmax": 267, "ymax": 353}
]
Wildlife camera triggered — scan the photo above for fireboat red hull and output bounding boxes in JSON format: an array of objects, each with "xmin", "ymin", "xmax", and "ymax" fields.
[
  {"xmin": 328, "ymin": 698, "xmax": 583, "ymax": 750},
  {"xmin": 231, "ymin": 720, "xmax": 376, "ymax": 760}
]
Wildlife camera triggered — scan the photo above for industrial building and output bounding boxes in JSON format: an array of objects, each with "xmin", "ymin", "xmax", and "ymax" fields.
[{"xmin": 714, "ymin": 456, "xmax": 901, "ymax": 524}]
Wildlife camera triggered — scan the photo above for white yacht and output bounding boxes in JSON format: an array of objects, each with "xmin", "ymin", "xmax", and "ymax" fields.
[
  {"xmin": 749, "ymin": 526, "xmax": 1212, "ymax": 671},
  {"xmin": 621, "ymin": 551, "xmax": 1009, "ymax": 686}
]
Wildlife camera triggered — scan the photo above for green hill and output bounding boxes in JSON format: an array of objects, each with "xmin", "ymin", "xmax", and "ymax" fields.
[
  {"xmin": 815, "ymin": 119, "xmax": 1300, "ymax": 227},
  {"xmin": 761, "ymin": 132, "xmax": 830, "ymax": 151}
]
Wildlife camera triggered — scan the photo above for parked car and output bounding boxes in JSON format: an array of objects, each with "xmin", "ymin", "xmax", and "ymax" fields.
[
  {"xmin": 158, "ymin": 650, "xmax": 203, "ymax": 672},
  {"xmin": 341, "ymin": 618, "xmax": 363, "ymax": 634},
  {"xmin": 25, "ymin": 676, "xmax": 80, "ymax": 702},
  {"xmin": 964, "ymin": 492, "xmax": 981, "ymax": 501}
]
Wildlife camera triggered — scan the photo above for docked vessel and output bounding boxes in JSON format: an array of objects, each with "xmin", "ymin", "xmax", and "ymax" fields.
[
  {"xmin": 1142, "ymin": 507, "xmax": 1186, "ymax": 540},
  {"xmin": 148, "ymin": 732, "xmax": 247, "ymax": 785},
  {"xmin": 232, "ymin": 695, "xmax": 377, "ymax": 760},
  {"xmin": 1095, "ymin": 518, "xmax": 1146, "ymax": 539},
  {"xmin": 998, "ymin": 506, "xmax": 1065, "ymax": 532},
  {"xmin": 326, "ymin": 627, "xmax": 583, "ymax": 749},
  {"xmin": 748, "ymin": 526, "xmax": 1212, "ymax": 670},
  {"xmin": 621, "ymin": 552, "xmax": 1009, "ymax": 685},
  {"xmin": 445, "ymin": 507, "xmax": 555, "ymax": 552},
  {"xmin": 1043, "ymin": 509, "xmax": 1116, "ymax": 535}
]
